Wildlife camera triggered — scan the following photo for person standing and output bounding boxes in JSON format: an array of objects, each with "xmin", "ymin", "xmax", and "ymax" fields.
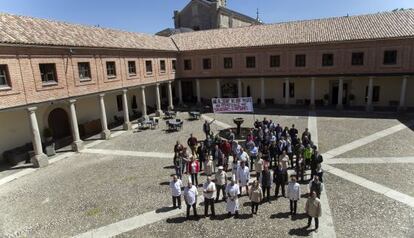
[
  {"xmin": 203, "ymin": 119, "xmax": 215, "ymax": 139},
  {"xmin": 273, "ymin": 163, "xmax": 286, "ymax": 198},
  {"xmin": 255, "ymin": 155, "xmax": 264, "ymax": 179},
  {"xmin": 196, "ymin": 142, "xmax": 207, "ymax": 171},
  {"xmin": 287, "ymin": 175, "xmax": 301, "ymax": 215},
  {"xmin": 249, "ymin": 145, "xmax": 258, "ymax": 170},
  {"xmin": 311, "ymin": 146, "xmax": 323, "ymax": 180},
  {"xmin": 213, "ymin": 144, "xmax": 223, "ymax": 173},
  {"xmin": 205, "ymin": 155, "xmax": 214, "ymax": 177},
  {"xmin": 305, "ymin": 191, "xmax": 322, "ymax": 232},
  {"xmin": 225, "ymin": 176, "xmax": 240, "ymax": 217},
  {"xmin": 220, "ymin": 140, "xmax": 232, "ymax": 171},
  {"xmin": 203, "ymin": 176, "xmax": 216, "ymax": 218},
  {"xmin": 280, "ymin": 151, "xmax": 289, "ymax": 182},
  {"xmin": 302, "ymin": 128, "xmax": 312, "ymax": 143},
  {"xmin": 187, "ymin": 156, "xmax": 200, "ymax": 187},
  {"xmin": 169, "ymin": 175, "xmax": 183, "ymax": 209},
  {"xmin": 187, "ymin": 134, "xmax": 198, "ymax": 155},
  {"xmin": 261, "ymin": 165, "xmax": 272, "ymax": 203},
  {"xmin": 249, "ymin": 180, "xmax": 263, "ymax": 215},
  {"xmin": 215, "ymin": 166, "xmax": 227, "ymax": 202},
  {"xmin": 173, "ymin": 141, "xmax": 184, "ymax": 178},
  {"xmin": 184, "ymin": 180, "xmax": 199, "ymax": 220},
  {"xmin": 237, "ymin": 161, "xmax": 250, "ymax": 196},
  {"xmin": 309, "ymin": 175, "xmax": 323, "ymax": 198}
]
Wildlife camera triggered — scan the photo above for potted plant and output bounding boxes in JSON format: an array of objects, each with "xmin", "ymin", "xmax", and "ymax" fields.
[
  {"xmin": 323, "ymin": 94, "xmax": 329, "ymax": 106},
  {"xmin": 43, "ymin": 128, "xmax": 56, "ymax": 156},
  {"xmin": 349, "ymin": 94, "xmax": 355, "ymax": 106}
]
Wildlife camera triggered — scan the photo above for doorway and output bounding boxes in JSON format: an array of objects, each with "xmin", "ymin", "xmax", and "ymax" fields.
[
  {"xmin": 181, "ymin": 81, "xmax": 195, "ymax": 103},
  {"xmin": 331, "ymin": 83, "xmax": 348, "ymax": 105},
  {"xmin": 48, "ymin": 108, "xmax": 71, "ymax": 140}
]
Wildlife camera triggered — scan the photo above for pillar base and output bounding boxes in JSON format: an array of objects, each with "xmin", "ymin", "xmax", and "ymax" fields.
[
  {"xmin": 123, "ymin": 122, "xmax": 132, "ymax": 130},
  {"xmin": 101, "ymin": 130, "xmax": 111, "ymax": 140},
  {"xmin": 309, "ymin": 104, "xmax": 316, "ymax": 110},
  {"xmin": 155, "ymin": 110, "xmax": 164, "ymax": 117},
  {"xmin": 284, "ymin": 104, "xmax": 290, "ymax": 108},
  {"xmin": 260, "ymin": 103, "xmax": 266, "ymax": 108},
  {"xmin": 365, "ymin": 105, "xmax": 373, "ymax": 112},
  {"xmin": 398, "ymin": 106, "xmax": 407, "ymax": 113},
  {"xmin": 31, "ymin": 153, "xmax": 49, "ymax": 168},
  {"xmin": 72, "ymin": 140, "xmax": 84, "ymax": 152},
  {"xmin": 336, "ymin": 104, "xmax": 343, "ymax": 110}
]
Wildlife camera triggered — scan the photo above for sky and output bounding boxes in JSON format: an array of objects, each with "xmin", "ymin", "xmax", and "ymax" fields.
[{"xmin": 1, "ymin": 0, "xmax": 413, "ymax": 34}]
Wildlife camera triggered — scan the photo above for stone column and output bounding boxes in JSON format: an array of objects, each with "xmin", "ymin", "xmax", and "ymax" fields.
[
  {"xmin": 122, "ymin": 89, "xmax": 132, "ymax": 130},
  {"xmin": 260, "ymin": 78, "xmax": 265, "ymax": 108},
  {"xmin": 155, "ymin": 84, "xmax": 163, "ymax": 116},
  {"xmin": 310, "ymin": 77, "xmax": 316, "ymax": 110},
  {"xmin": 237, "ymin": 78, "xmax": 242, "ymax": 98},
  {"xmin": 196, "ymin": 79, "xmax": 201, "ymax": 104},
  {"xmin": 216, "ymin": 79, "xmax": 221, "ymax": 98},
  {"xmin": 69, "ymin": 99, "xmax": 84, "ymax": 152},
  {"xmin": 366, "ymin": 77, "xmax": 374, "ymax": 112},
  {"xmin": 168, "ymin": 81, "xmax": 174, "ymax": 110},
  {"xmin": 27, "ymin": 107, "xmax": 48, "ymax": 168},
  {"xmin": 284, "ymin": 78, "xmax": 290, "ymax": 106},
  {"xmin": 99, "ymin": 94, "xmax": 111, "ymax": 140},
  {"xmin": 337, "ymin": 77, "xmax": 344, "ymax": 110},
  {"xmin": 177, "ymin": 80, "xmax": 183, "ymax": 106},
  {"xmin": 398, "ymin": 76, "xmax": 408, "ymax": 112},
  {"xmin": 141, "ymin": 86, "xmax": 147, "ymax": 117}
]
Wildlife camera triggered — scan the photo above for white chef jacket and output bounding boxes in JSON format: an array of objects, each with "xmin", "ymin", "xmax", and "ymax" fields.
[
  {"xmin": 184, "ymin": 185, "xmax": 198, "ymax": 205},
  {"xmin": 169, "ymin": 179, "xmax": 182, "ymax": 197}
]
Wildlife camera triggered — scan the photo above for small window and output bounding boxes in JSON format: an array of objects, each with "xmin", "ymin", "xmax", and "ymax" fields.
[
  {"xmin": 283, "ymin": 82, "xmax": 295, "ymax": 98},
  {"xmin": 365, "ymin": 86, "xmax": 380, "ymax": 102},
  {"xmin": 184, "ymin": 59, "xmax": 192, "ymax": 70},
  {"xmin": 270, "ymin": 55, "xmax": 280, "ymax": 68},
  {"xmin": 160, "ymin": 60, "xmax": 166, "ymax": 73},
  {"xmin": 0, "ymin": 65, "xmax": 10, "ymax": 88},
  {"xmin": 322, "ymin": 54, "xmax": 334, "ymax": 66},
  {"xmin": 246, "ymin": 56, "xmax": 256, "ymax": 68},
  {"xmin": 145, "ymin": 60, "xmax": 153, "ymax": 74},
  {"xmin": 295, "ymin": 54, "xmax": 306, "ymax": 67},
  {"xmin": 172, "ymin": 60, "xmax": 176, "ymax": 71},
  {"xmin": 106, "ymin": 61, "xmax": 116, "ymax": 77},
  {"xmin": 78, "ymin": 62, "xmax": 91, "ymax": 80},
  {"xmin": 383, "ymin": 50, "xmax": 397, "ymax": 65},
  {"xmin": 128, "ymin": 61, "xmax": 136, "ymax": 75},
  {"xmin": 223, "ymin": 57, "xmax": 233, "ymax": 69},
  {"xmin": 39, "ymin": 63, "xmax": 58, "ymax": 83},
  {"xmin": 203, "ymin": 58, "xmax": 212, "ymax": 70},
  {"xmin": 116, "ymin": 95, "xmax": 123, "ymax": 112},
  {"xmin": 352, "ymin": 52, "xmax": 364, "ymax": 66}
]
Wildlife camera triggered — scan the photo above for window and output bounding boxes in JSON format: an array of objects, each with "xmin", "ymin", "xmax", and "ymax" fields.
[
  {"xmin": 246, "ymin": 56, "xmax": 256, "ymax": 68},
  {"xmin": 283, "ymin": 82, "xmax": 295, "ymax": 98},
  {"xmin": 39, "ymin": 63, "xmax": 58, "ymax": 83},
  {"xmin": 172, "ymin": 60, "xmax": 176, "ymax": 71},
  {"xmin": 383, "ymin": 50, "xmax": 397, "ymax": 65},
  {"xmin": 322, "ymin": 54, "xmax": 334, "ymax": 66},
  {"xmin": 203, "ymin": 58, "xmax": 212, "ymax": 70},
  {"xmin": 365, "ymin": 86, "xmax": 380, "ymax": 102},
  {"xmin": 78, "ymin": 62, "xmax": 91, "ymax": 80},
  {"xmin": 352, "ymin": 52, "xmax": 364, "ymax": 66},
  {"xmin": 223, "ymin": 57, "xmax": 233, "ymax": 69},
  {"xmin": 0, "ymin": 65, "xmax": 10, "ymax": 87},
  {"xmin": 128, "ymin": 61, "xmax": 136, "ymax": 75},
  {"xmin": 145, "ymin": 60, "xmax": 153, "ymax": 74},
  {"xmin": 106, "ymin": 61, "xmax": 116, "ymax": 77},
  {"xmin": 270, "ymin": 55, "xmax": 280, "ymax": 68},
  {"xmin": 184, "ymin": 59, "xmax": 192, "ymax": 70},
  {"xmin": 116, "ymin": 95, "xmax": 123, "ymax": 112},
  {"xmin": 160, "ymin": 60, "xmax": 166, "ymax": 73},
  {"xmin": 295, "ymin": 54, "xmax": 306, "ymax": 67}
]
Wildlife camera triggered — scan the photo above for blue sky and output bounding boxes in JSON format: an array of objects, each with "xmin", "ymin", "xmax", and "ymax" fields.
[{"xmin": 1, "ymin": 0, "xmax": 413, "ymax": 34}]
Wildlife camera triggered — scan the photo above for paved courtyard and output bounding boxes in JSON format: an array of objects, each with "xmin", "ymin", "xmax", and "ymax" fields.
[{"xmin": 0, "ymin": 109, "xmax": 413, "ymax": 238}]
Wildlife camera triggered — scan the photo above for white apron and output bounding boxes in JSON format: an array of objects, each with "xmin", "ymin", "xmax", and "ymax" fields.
[{"xmin": 225, "ymin": 184, "xmax": 240, "ymax": 214}]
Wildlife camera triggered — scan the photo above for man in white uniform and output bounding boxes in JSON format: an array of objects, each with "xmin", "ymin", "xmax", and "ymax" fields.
[
  {"xmin": 203, "ymin": 176, "xmax": 216, "ymax": 218},
  {"xmin": 237, "ymin": 161, "xmax": 250, "ymax": 196},
  {"xmin": 225, "ymin": 176, "xmax": 240, "ymax": 217},
  {"xmin": 169, "ymin": 175, "xmax": 182, "ymax": 209},
  {"xmin": 184, "ymin": 180, "xmax": 199, "ymax": 219}
]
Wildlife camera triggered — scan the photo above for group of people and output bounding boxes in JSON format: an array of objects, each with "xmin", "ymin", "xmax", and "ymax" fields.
[{"xmin": 170, "ymin": 118, "xmax": 324, "ymax": 231}]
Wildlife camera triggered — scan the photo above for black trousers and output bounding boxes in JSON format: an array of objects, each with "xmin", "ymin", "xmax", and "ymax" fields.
[
  {"xmin": 204, "ymin": 198, "xmax": 215, "ymax": 216},
  {"xmin": 172, "ymin": 196, "xmax": 181, "ymax": 208},
  {"xmin": 308, "ymin": 216, "xmax": 319, "ymax": 229},
  {"xmin": 275, "ymin": 182, "xmax": 285, "ymax": 197},
  {"xmin": 215, "ymin": 185, "xmax": 226, "ymax": 201},
  {"xmin": 191, "ymin": 173, "xmax": 198, "ymax": 186},
  {"xmin": 262, "ymin": 186, "xmax": 271, "ymax": 201},
  {"xmin": 290, "ymin": 200, "xmax": 297, "ymax": 214},
  {"xmin": 251, "ymin": 202, "xmax": 259, "ymax": 214},
  {"xmin": 186, "ymin": 203, "xmax": 197, "ymax": 218}
]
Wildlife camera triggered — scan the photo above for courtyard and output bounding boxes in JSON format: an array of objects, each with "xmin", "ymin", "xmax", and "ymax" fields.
[{"xmin": 0, "ymin": 109, "xmax": 413, "ymax": 238}]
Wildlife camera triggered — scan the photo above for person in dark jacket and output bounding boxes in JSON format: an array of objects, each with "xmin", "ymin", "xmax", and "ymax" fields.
[
  {"xmin": 273, "ymin": 163, "xmax": 286, "ymax": 198},
  {"xmin": 261, "ymin": 166, "xmax": 272, "ymax": 203},
  {"xmin": 203, "ymin": 119, "xmax": 215, "ymax": 139},
  {"xmin": 310, "ymin": 146, "xmax": 323, "ymax": 179},
  {"xmin": 309, "ymin": 175, "xmax": 323, "ymax": 198},
  {"xmin": 196, "ymin": 142, "xmax": 207, "ymax": 171}
]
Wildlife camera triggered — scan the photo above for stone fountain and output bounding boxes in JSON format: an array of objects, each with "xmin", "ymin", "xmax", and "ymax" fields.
[{"xmin": 218, "ymin": 117, "xmax": 252, "ymax": 141}]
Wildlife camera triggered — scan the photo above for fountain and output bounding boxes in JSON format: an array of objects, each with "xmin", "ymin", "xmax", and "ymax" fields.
[
  {"xmin": 233, "ymin": 117, "xmax": 244, "ymax": 136},
  {"xmin": 218, "ymin": 117, "xmax": 252, "ymax": 141}
]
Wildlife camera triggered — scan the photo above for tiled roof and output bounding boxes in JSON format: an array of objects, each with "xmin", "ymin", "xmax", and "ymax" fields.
[
  {"xmin": 171, "ymin": 10, "xmax": 414, "ymax": 51},
  {"xmin": 0, "ymin": 13, "xmax": 177, "ymax": 51}
]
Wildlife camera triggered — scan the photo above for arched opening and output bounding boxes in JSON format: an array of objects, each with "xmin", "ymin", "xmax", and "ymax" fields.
[
  {"xmin": 247, "ymin": 86, "xmax": 251, "ymax": 97},
  {"xmin": 48, "ymin": 108, "xmax": 71, "ymax": 140}
]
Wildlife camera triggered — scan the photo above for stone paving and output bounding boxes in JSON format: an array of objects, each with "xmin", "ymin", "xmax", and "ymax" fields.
[{"xmin": 0, "ymin": 110, "xmax": 413, "ymax": 238}]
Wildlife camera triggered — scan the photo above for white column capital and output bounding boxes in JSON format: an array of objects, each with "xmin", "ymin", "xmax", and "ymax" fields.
[
  {"xmin": 99, "ymin": 93, "xmax": 105, "ymax": 98},
  {"xmin": 69, "ymin": 99, "xmax": 77, "ymax": 104},
  {"xmin": 403, "ymin": 75, "xmax": 409, "ymax": 80},
  {"xmin": 122, "ymin": 89, "xmax": 128, "ymax": 94},
  {"xmin": 27, "ymin": 107, "xmax": 38, "ymax": 112},
  {"xmin": 141, "ymin": 86, "xmax": 146, "ymax": 90},
  {"xmin": 368, "ymin": 76, "xmax": 375, "ymax": 80},
  {"xmin": 156, "ymin": 83, "xmax": 160, "ymax": 87}
]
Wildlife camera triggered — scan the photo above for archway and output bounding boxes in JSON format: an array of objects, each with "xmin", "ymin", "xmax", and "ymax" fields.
[{"xmin": 48, "ymin": 108, "xmax": 71, "ymax": 140}]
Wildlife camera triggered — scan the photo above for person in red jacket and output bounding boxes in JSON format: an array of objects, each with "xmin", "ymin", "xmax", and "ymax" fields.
[
  {"xmin": 187, "ymin": 156, "xmax": 200, "ymax": 187},
  {"xmin": 220, "ymin": 140, "xmax": 232, "ymax": 171}
]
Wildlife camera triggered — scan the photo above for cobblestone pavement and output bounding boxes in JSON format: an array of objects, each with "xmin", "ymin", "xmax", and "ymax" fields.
[{"xmin": 0, "ymin": 110, "xmax": 413, "ymax": 237}]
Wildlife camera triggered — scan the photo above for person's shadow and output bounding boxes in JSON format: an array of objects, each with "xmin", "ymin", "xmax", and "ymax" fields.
[{"xmin": 288, "ymin": 227, "xmax": 314, "ymax": 236}]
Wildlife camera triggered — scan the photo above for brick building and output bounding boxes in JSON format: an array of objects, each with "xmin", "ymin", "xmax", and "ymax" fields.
[{"xmin": 0, "ymin": 10, "xmax": 413, "ymax": 166}]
